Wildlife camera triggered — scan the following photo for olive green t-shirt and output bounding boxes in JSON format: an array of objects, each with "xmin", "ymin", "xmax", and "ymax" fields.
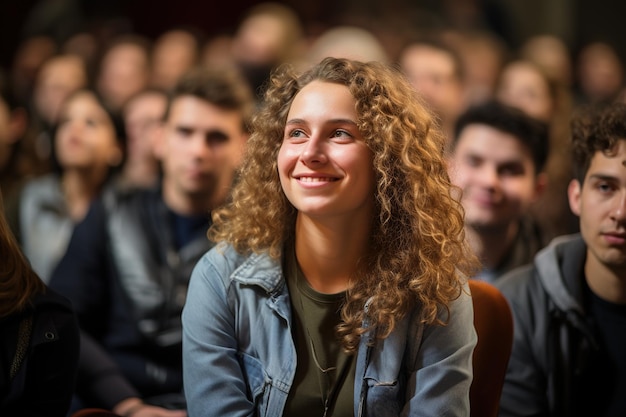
[{"xmin": 283, "ymin": 247, "xmax": 356, "ymax": 417}]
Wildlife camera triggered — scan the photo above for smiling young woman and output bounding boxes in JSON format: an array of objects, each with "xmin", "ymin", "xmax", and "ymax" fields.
[{"xmin": 182, "ymin": 57, "xmax": 479, "ymax": 417}]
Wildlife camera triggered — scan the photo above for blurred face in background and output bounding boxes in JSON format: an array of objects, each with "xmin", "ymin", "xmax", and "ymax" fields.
[
  {"xmin": 399, "ymin": 44, "xmax": 465, "ymax": 125},
  {"xmin": 123, "ymin": 90, "xmax": 166, "ymax": 166},
  {"xmin": 55, "ymin": 91, "xmax": 122, "ymax": 171},
  {"xmin": 97, "ymin": 42, "xmax": 150, "ymax": 112},
  {"xmin": 155, "ymin": 95, "xmax": 247, "ymax": 209},
  {"xmin": 34, "ymin": 55, "xmax": 88, "ymax": 125},
  {"xmin": 496, "ymin": 61, "xmax": 554, "ymax": 122},
  {"xmin": 448, "ymin": 124, "xmax": 544, "ymax": 232}
]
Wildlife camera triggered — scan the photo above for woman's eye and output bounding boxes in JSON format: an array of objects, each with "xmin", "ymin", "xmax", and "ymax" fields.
[
  {"xmin": 332, "ymin": 130, "xmax": 354, "ymax": 142},
  {"xmin": 287, "ymin": 129, "xmax": 305, "ymax": 138}
]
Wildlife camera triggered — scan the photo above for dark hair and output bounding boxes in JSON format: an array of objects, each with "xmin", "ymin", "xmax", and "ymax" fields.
[
  {"xmin": 571, "ymin": 102, "xmax": 626, "ymax": 182},
  {"xmin": 453, "ymin": 100, "xmax": 550, "ymax": 173},
  {"xmin": 163, "ymin": 67, "xmax": 254, "ymax": 133}
]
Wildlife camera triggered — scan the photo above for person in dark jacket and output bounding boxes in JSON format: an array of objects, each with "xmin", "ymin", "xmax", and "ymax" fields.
[
  {"xmin": 496, "ymin": 102, "xmax": 626, "ymax": 417},
  {"xmin": 49, "ymin": 67, "xmax": 253, "ymax": 417},
  {"xmin": 0, "ymin": 189, "xmax": 80, "ymax": 417}
]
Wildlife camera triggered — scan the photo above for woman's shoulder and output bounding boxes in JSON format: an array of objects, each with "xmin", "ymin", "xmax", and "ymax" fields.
[
  {"xmin": 195, "ymin": 243, "xmax": 283, "ymax": 288},
  {"xmin": 31, "ymin": 287, "xmax": 75, "ymax": 313}
]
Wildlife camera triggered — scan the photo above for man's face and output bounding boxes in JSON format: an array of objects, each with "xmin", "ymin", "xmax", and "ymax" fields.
[
  {"xmin": 156, "ymin": 96, "xmax": 247, "ymax": 205},
  {"xmin": 569, "ymin": 140, "xmax": 626, "ymax": 272},
  {"xmin": 448, "ymin": 124, "xmax": 544, "ymax": 232}
]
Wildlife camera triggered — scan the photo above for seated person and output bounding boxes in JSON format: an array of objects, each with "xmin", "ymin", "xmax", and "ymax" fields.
[
  {"xmin": 447, "ymin": 100, "xmax": 549, "ymax": 282},
  {"xmin": 49, "ymin": 67, "xmax": 253, "ymax": 416},
  {"xmin": 0, "ymin": 188, "xmax": 79, "ymax": 416},
  {"xmin": 497, "ymin": 102, "xmax": 626, "ymax": 416}
]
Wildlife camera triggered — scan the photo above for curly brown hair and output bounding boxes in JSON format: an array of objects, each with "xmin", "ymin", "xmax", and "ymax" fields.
[
  {"xmin": 571, "ymin": 102, "xmax": 626, "ymax": 183},
  {"xmin": 209, "ymin": 57, "xmax": 477, "ymax": 352}
]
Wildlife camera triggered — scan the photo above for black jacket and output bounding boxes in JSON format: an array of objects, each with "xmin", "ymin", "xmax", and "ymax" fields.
[
  {"xmin": 0, "ymin": 288, "xmax": 80, "ymax": 417},
  {"xmin": 50, "ymin": 186, "xmax": 213, "ymax": 409}
]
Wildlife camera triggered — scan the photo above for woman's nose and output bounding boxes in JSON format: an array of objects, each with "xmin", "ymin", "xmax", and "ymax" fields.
[{"xmin": 300, "ymin": 136, "xmax": 327, "ymax": 165}]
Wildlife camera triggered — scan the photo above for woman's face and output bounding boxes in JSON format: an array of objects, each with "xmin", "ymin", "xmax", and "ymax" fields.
[
  {"xmin": 55, "ymin": 91, "xmax": 121, "ymax": 170},
  {"xmin": 496, "ymin": 62, "xmax": 554, "ymax": 122},
  {"xmin": 277, "ymin": 80, "xmax": 375, "ymax": 221}
]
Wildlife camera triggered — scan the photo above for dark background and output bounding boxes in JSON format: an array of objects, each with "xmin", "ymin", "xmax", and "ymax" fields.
[{"xmin": 1, "ymin": 0, "xmax": 625, "ymax": 70}]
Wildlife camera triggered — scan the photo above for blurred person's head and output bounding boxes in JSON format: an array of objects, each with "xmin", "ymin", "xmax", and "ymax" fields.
[
  {"xmin": 53, "ymin": 89, "xmax": 125, "ymax": 181},
  {"xmin": 576, "ymin": 41, "xmax": 624, "ymax": 104},
  {"xmin": 520, "ymin": 34, "xmax": 573, "ymax": 88},
  {"xmin": 448, "ymin": 100, "xmax": 549, "ymax": 232},
  {"xmin": 231, "ymin": 2, "xmax": 304, "ymax": 94},
  {"xmin": 10, "ymin": 35, "xmax": 57, "ymax": 106},
  {"xmin": 496, "ymin": 59, "xmax": 557, "ymax": 123},
  {"xmin": 305, "ymin": 25, "xmax": 389, "ymax": 66},
  {"xmin": 397, "ymin": 36, "xmax": 466, "ymax": 138},
  {"xmin": 120, "ymin": 88, "xmax": 168, "ymax": 187},
  {"xmin": 96, "ymin": 35, "xmax": 152, "ymax": 114},
  {"xmin": 151, "ymin": 28, "xmax": 201, "ymax": 91},
  {"xmin": 155, "ymin": 67, "xmax": 254, "ymax": 213},
  {"xmin": 0, "ymin": 70, "xmax": 29, "ymax": 176},
  {"xmin": 33, "ymin": 54, "xmax": 89, "ymax": 127},
  {"xmin": 442, "ymin": 29, "xmax": 509, "ymax": 106},
  {"xmin": 201, "ymin": 34, "xmax": 235, "ymax": 70}
]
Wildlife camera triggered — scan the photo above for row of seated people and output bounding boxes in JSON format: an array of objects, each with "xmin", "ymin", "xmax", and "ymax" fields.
[{"xmin": 3, "ymin": 55, "xmax": 625, "ymax": 416}]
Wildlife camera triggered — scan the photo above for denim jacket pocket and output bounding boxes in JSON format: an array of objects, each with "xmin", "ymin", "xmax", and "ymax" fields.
[
  {"xmin": 362, "ymin": 376, "xmax": 402, "ymax": 417},
  {"xmin": 240, "ymin": 352, "xmax": 277, "ymax": 416}
]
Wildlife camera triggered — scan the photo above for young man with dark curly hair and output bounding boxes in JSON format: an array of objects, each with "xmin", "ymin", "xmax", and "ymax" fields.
[{"xmin": 497, "ymin": 102, "xmax": 626, "ymax": 417}]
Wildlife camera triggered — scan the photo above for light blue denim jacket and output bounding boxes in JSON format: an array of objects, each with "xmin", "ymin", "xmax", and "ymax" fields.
[{"xmin": 182, "ymin": 244, "xmax": 476, "ymax": 417}]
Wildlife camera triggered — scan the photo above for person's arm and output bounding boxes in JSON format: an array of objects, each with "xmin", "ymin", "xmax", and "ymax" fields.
[
  {"xmin": 182, "ymin": 250, "xmax": 256, "ymax": 417},
  {"xmin": 403, "ymin": 281, "xmax": 477, "ymax": 416},
  {"xmin": 79, "ymin": 332, "xmax": 186, "ymax": 417}
]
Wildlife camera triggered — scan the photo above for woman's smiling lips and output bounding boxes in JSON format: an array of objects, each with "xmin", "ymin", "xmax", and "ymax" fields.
[{"xmin": 293, "ymin": 173, "xmax": 340, "ymax": 187}]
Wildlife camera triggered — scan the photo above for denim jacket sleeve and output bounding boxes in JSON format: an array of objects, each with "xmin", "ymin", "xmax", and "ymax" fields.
[
  {"xmin": 182, "ymin": 248, "xmax": 257, "ymax": 417},
  {"xmin": 401, "ymin": 280, "xmax": 476, "ymax": 417}
]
